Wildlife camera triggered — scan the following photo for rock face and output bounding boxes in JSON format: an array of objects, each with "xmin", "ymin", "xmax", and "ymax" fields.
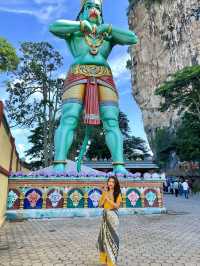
[{"xmin": 128, "ymin": 0, "xmax": 200, "ymax": 147}]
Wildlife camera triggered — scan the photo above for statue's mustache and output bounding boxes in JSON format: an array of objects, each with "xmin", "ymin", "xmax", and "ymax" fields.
[{"xmin": 89, "ymin": 9, "xmax": 99, "ymax": 18}]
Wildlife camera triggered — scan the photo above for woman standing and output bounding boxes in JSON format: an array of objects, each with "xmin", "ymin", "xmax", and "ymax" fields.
[{"xmin": 97, "ymin": 176, "xmax": 122, "ymax": 266}]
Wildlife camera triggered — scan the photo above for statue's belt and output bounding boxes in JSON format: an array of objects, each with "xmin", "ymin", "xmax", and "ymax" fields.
[
  {"xmin": 63, "ymin": 65, "xmax": 117, "ymax": 95},
  {"xmin": 70, "ymin": 64, "xmax": 112, "ymax": 77}
]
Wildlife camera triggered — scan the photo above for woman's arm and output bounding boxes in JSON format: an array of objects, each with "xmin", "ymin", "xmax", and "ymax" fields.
[{"xmin": 105, "ymin": 194, "xmax": 122, "ymax": 209}]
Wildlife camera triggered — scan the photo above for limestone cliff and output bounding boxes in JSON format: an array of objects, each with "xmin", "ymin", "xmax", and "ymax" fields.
[{"xmin": 128, "ymin": 0, "xmax": 200, "ymax": 147}]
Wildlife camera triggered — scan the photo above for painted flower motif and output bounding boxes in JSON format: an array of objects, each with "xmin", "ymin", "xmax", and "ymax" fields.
[
  {"xmin": 143, "ymin": 172, "xmax": 151, "ymax": 179},
  {"xmin": 145, "ymin": 191, "xmax": 156, "ymax": 206},
  {"xmin": 128, "ymin": 191, "xmax": 139, "ymax": 207},
  {"xmin": 70, "ymin": 191, "xmax": 82, "ymax": 207},
  {"xmin": 27, "ymin": 191, "xmax": 41, "ymax": 208},
  {"xmin": 89, "ymin": 191, "xmax": 101, "ymax": 207},
  {"xmin": 134, "ymin": 172, "xmax": 142, "ymax": 178},
  {"xmin": 48, "ymin": 190, "xmax": 62, "ymax": 207},
  {"xmin": 7, "ymin": 190, "xmax": 18, "ymax": 208}
]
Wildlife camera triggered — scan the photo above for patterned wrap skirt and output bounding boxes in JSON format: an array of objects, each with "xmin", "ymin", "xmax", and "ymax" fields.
[{"xmin": 97, "ymin": 209, "xmax": 119, "ymax": 266}]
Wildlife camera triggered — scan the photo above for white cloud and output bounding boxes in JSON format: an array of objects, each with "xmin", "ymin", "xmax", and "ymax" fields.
[
  {"xmin": 0, "ymin": 0, "xmax": 67, "ymax": 23},
  {"xmin": 1, "ymin": 98, "xmax": 6, "ymax": 105},
  {"xmin": 18, "ymin": 143, "xmax": 25, "ymax": 155},
  {"xmin": 109, "ymin": 53, "xmax": 130, "ymax": 80},
  {"xmin": 11, "ymin": 128, "xmax": 30, "ymax": 137},
  {"xmin": 58, "ymin": 72, "xmax": 66, "ymax": 79},
  {"xmin": 108, "ymin": 52, "xmax": 132, "ymax": 97}
]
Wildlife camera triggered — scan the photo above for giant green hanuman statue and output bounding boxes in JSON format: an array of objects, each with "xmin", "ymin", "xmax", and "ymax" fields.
[{"xmin": 49, "ymin": 0, "xmax": 138, "ymax": 174}]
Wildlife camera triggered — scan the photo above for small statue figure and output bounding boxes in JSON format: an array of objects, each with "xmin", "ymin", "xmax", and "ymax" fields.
[{"xmin": 49, "ymin": 0, "xmax": 138, "ymax": 174}]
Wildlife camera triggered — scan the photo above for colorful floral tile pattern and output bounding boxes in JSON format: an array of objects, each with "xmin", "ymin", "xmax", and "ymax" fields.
[
  {"xmin": 144, "ymin": 189, "xmax": 159, "ymax": 207},
  {"xmin": 24, "ymin": 189, "xmax": 43, "ymax": 209},
  {"xmin": 128, "ymin": 191, "xmax": 139, "ymax": 206},
  {"xmin": 7, "ymin": 189, "xmax": 20, "ymax": 209},
  {"xmin": 46, "ymin": 189, "xmax": 63, "ymax": 208},
  {"xmin": 126, "ymin": 189, "xmax": 141, "ymax": 208},
  {"xmin": 7, "ymin": 185, "xmax": 162, "ymax": 210},
  {"xmin": 88, "ymin": 189, "xmax": 102, "ymax": 208},
  {"xmin": 67, "ymin": 189, "xmax": 84, "ymax": 208}
]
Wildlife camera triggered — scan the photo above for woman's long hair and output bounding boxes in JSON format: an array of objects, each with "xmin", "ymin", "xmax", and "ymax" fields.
[{"xmin": 107, "ymin": 176, "xmax": 121, "ymax": 202}]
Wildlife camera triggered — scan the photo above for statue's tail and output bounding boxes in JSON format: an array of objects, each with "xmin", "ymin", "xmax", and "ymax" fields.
[{"xmin": 77, "ymin": 126, "xmax": 92, "ymax": 173}]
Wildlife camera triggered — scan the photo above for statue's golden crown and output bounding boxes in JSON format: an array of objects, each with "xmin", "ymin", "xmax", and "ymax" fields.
[{"xmin": 81, "ymin": 0, "xmax": 103, "ymax": 8}]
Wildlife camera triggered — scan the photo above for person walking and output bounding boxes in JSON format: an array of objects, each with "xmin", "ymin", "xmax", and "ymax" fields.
[
  {"xmin": 173, "ymin": 180, "xmax": 179, "ymax": 197},
  {"xmin": 182, "ymin": 180, "xmax": 189, "ymax": 199},
  {"xmin": 97, "ymin": 176, "xmax": 122, "ymax": 266},
  {"xmin": 178, "ymin": 180, "xmax": 183, "ymax": 196},
  {"xmin": 170, "ymin": 182, "xmax": 174, "ymax": 194}
]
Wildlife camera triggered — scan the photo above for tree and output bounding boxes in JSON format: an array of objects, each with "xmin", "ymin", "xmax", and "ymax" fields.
[
  {"xmin": 175, "ymin": 113, "xmax": 200, "ymax": 162},
  {"xmin": 119, "ymin": 111, "xmax": 131, "ymax": 138},
  {"xmin": 154, "ymin": 65, "xmax": 200, "ymax": 167},
  {"xmin": 25, "ymin": 119, "xmax": 60, "ymax": 169},
  {"xmin": 6, "ymin": 42, "xmax": 63, "ymax": 167},
  {"xmin": 124, "ymin": 136, "xmax": 149, "ymax": 160},
  {"xmin": 155, "ymin": 65, "xmax": 200, "ymax": 122},
  {"xmin": 0, "ymin": 37, "xmax": 19, "ymax": 72},
  {"xmin": 151, "ymin": 128, "xmax": 176, "ymax": 168},
  {"xmin": 26, "ymin": 125, "xmax": 44, "ymax": 165}
]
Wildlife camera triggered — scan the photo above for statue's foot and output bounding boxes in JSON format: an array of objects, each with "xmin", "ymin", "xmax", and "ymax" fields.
[
  {"xmin": 53, "ymin": 163, "xmax": 66, "ymax": 172},
  {"xmin": 113, "ymin": 165, "xmax": 129, "ymax": 175}
]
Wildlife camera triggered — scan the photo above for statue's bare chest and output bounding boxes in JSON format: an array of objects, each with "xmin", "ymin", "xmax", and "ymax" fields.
[{"xmin": 68, "ymin": 34, "xmax": 112, "ymax": 58}]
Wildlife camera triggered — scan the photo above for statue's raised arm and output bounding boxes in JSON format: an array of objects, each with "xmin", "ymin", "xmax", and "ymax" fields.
[
  {"xmin": 97, "ymin": 24, "xmax": 138, "ymax": 45},
  {"xmin": 49, "ymin": 20, "xmax": 93, "ymax": 39}
]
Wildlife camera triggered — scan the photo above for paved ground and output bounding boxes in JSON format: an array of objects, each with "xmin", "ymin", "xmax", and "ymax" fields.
[{"xmin": 0, "ymin": 194, "xmax": 200, "ymax": 266}]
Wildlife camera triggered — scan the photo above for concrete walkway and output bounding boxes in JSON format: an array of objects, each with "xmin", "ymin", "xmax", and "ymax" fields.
[{"xmin": 0, "ymin": 194, "xmax": 200, "ymax": 266}]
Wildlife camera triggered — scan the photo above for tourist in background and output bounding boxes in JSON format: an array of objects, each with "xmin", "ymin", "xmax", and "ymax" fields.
[
  {"xmin": 182, "ymin": 180, "xmax": 189, "ymax": 199},
  {"xmin": 173, "ymin": 180, "xmax": 179, "ymax": 197},
  {"xmin": 178, "ymin": 180, "xmax": 183, "ymax": 196},
  {"xmin": 170, "ymin": 182, "xmax": 174, "ymax": 194},
  {"xmin": 97, "ymin": 176, "xmax": 122, "ymax": 266}
]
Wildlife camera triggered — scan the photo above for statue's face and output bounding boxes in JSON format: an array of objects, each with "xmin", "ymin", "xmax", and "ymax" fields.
[{"xmin": 81, "ymin": 0, "xmax": 102, "ymax": 25}]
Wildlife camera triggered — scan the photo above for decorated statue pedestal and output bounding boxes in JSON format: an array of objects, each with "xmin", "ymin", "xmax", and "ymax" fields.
[{"xmin": 6, "ymin": 161, "xmax": 166, "ymax": 220}]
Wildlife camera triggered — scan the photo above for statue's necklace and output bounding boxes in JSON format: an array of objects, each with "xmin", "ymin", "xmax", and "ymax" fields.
[{"xmin": 84, "ymin": 25, "xmax": 104, "ymax": 55}]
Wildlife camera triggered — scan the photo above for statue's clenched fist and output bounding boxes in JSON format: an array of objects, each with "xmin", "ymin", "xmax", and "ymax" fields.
[{"xmin": 80, "ymin": 20, "xmax": 93, "ymax": 33}]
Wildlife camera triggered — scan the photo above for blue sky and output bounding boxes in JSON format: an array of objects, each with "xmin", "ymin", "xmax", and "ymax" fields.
[{"xmin": 0, "ymin": 0, "xmax": 148, "ymax": 159}]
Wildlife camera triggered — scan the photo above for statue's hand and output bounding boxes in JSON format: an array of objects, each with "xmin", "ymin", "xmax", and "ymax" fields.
[
  {"xmin": 97, "ymin": 24, "xmax": 112, "ymax": 36},
  {"xmin": 81, "ymin": 20, "xmax": 93, "ymax": 33}
]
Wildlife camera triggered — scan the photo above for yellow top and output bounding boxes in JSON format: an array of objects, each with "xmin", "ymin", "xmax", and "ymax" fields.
[{"xmin": 99, "ymin": 191, "xmax": 122, "ymax": 210}]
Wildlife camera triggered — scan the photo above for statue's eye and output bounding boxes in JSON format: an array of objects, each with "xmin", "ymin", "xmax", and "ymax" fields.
[{"xmin": 86, "ymin": 4, "xmax": 92, "ymax": 9}]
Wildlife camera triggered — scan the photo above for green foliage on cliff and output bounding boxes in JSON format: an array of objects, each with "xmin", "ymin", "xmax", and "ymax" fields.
[
  {"xmin": 175, "ymin": 113, "xmax": 200, "ymax": 162},
  {"xmin": 0, "ymin": 37, "xmax": 19, "ymax": 72},
  {"xmin": 154, "ymin": 65, "xmax": 200, "ymax": 168},
  {"xmin": 151, "ymin": 128, "xmax": 176, "ymax": 168},
  {"xmin": 152, "ymin": 112, "xmax": 200, "ymax": 169},
  {"xmin": 155, "ymin": 65, "xmax": 200, "ymax": 121}
]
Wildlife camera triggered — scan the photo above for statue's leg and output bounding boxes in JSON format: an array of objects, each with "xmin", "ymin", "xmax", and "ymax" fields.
[
  {"xmin": 100, "ymin": 105, "xmax": 128, "ymax": 174},
  {"xmin": 54, "ymin": 103, "xmax": 82, "ymax": 170},
  {"xmin": 54, "ymin": 83, "xmax": 85, "ymax": 171},
  {"xmin": 54, "ymin": 102, "xmax": 82, "ymax": 171}
]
